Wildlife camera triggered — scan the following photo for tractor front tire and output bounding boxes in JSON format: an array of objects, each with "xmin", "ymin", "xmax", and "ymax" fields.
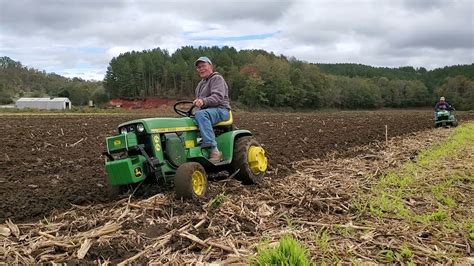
[
  {"xmin": 174, "ymin": 162, "xmax": 208, "ymax": 200},
  {"xmin": 231, "ymin": 136, "xmax": 267, "ymax": 185}
]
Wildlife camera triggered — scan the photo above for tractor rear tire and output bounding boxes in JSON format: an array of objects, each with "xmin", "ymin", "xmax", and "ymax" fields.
[
  {"xmin": 231, "ymin": 136, "xmax": 267, "ymax": 185},
  {"xmin": 174, "ymin": 162, "xmax": 208, "ymax": 200}
]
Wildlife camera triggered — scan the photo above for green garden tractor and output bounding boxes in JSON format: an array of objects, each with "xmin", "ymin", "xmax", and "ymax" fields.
[
  {"xmin": 434, "ymin": 107, "xmax": 458, "ymax": 128},
  {"xmin": 103, "ymin": 101, "xmax": 268, "ymax": 199}
]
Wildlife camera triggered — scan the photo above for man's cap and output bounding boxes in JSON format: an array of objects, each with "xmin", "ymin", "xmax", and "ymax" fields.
[
  {"xmin": 195, "ymin": 56, "xmax": 212, "ymax": 66},
  {"xmin": 440, "ymin": 96, "xmax": 445, "ymax": 101}
]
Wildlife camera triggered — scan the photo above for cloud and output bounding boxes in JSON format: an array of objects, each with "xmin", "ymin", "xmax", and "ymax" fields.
[
  {"xmin": 0, "ymin": 0, "xmax": 127, "ymax": 34},
  {"xmin": 386, "ymin": 2, "xmax": 474, "ymax": 49},
  {"xmin": 0, "ymin": 0, "xmax": 472, "ymax": 80},
  {"xmin": 136, "ymin": 0, "xmax": 293, "ymax": 22},
  {"xmin": 400, "ymin": 0, "xmax": 450, "ymax": 11},
  {"xmin": 276, "ymin": 0, "xmax": 473, "ymax": 66}
]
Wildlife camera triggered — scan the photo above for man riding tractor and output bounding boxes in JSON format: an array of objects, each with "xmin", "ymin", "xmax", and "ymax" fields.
[
  {"xmin": 103, "ymin": 101, "xmax": 268, "ymax": 199},
  {"xmin": 434, "ymin": 96, "xmax": 458, "ymax": 128},
  {"xmin": 103, "ymin": 56, "xmax": 267, "ymax": 200}
]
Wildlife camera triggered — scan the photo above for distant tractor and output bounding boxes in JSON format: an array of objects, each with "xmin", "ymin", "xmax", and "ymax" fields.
[
  {"xmin": 103, "ymin": 101, "xmax": 268, "ymax": 199},
  {"xmin": 434, "ymin": 107, "xmax": 458, "ymax": 128}
]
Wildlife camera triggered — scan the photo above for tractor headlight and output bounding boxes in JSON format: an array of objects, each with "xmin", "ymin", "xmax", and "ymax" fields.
[
  {"xmin": 120, "ymin": 127, "xmax": 127, "ymax": 134},
  {"xmin": 137, "ymin": 124, "xmax": 145, "ymax": 132}
]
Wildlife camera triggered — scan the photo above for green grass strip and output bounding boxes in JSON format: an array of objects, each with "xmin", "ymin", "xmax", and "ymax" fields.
[{"xmin": 252, "ymin": 235, "xmax": 310, "ymax": 266}]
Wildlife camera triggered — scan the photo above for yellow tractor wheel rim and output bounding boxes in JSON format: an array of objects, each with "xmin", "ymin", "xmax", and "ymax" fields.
[
  {"xmin": 248, "ymin": 146, "xmax": 268, "ymax": 174},
  {"xmin": 191, "ymin": 170, "xmax": 206, "ymax": 196}
]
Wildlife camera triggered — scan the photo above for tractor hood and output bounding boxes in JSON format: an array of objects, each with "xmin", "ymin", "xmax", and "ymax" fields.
[
  {"xmin": 436, "ymin": 110, "xmax": 450, "ymax": 116},
  {"xmin": 436, "ymin": 110, "xmax": 451, "ymax": 117},
  {"xmin": 118, "ymin": 117, "xmax": 197, "ymax": 134}
]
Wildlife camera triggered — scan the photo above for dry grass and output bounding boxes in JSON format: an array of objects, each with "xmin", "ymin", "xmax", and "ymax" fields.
[{"xmin": 1, "ymin": 124, "xmax": 472, "ymax": 264}]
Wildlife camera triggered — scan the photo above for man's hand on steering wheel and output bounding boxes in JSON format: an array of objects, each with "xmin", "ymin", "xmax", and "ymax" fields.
[{"xmin": 193, "ymin": 98, "xmax": 204, "ymax": 108}]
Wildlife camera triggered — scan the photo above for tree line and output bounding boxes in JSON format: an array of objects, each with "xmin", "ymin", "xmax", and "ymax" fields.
[
  {"xmin": 1, "ymin": 47, "xmax": 473, "ymax": 110},
  {"xmin": 104, "ymin": 46, "xmax": 474, "ymax": 110},
  {"xmin": 0, "ymin": 56, "xmax": 107, "ymax": 105},
  {"xmin": 316, "ymin": 63, "xmax": 474, "ymax": 95}
]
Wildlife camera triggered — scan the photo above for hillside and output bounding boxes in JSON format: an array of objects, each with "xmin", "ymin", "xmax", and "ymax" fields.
[
  {"xmin": 0, "ymin": 56, "xmax": 106, "ymax": 105},
  {"xmin": 315, "ymin": 63, "xmax": 474, "ymax": 92},
  {"xmin": 103, "ymin": 46, "xmax": 474, "ymax": 109},
  {"xmin": 1, "ymin": 49, "xmax": 473, "ymax": 110}
]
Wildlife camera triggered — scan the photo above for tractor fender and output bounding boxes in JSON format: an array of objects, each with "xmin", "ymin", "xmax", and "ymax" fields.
[{"xmin": 216, "ymin": 130, "xmax": 252, "ymax": 162}]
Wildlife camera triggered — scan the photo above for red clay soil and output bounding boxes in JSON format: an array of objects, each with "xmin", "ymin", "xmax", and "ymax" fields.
[{"xmin": 1, "ymin": 110, "xmax": 472, "ymax": 222}]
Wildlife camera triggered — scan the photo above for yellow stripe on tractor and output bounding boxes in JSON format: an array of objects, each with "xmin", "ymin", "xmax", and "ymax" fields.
[{"xmin": 151, "ymin": 126, "xmax": 198, "ymax": 133}]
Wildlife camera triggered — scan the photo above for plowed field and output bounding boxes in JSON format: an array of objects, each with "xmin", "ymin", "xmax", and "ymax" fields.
[{"xmin": 1, "ymin": 110, "xmax": 472, "ymax": 222}]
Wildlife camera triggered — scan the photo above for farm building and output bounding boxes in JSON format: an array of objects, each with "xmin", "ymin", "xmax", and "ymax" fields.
[{"xmin": 16, "ymin": 97, "xmax": 72, "ymax": 110}]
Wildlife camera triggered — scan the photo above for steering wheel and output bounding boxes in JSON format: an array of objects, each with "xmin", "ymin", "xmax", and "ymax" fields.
[{"xmin": 173, "ymin": 100, "xmax": 196, "ymax": 117}]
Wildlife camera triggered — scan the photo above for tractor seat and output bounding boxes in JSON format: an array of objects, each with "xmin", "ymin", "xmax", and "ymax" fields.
[{"xmin": 214, "ymin": 111, "xmax": 233, "ymax": 127}]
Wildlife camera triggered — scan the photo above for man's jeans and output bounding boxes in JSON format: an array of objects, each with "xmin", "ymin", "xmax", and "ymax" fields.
[{"xmin": 194, "ymin": 108, "xmax": 229, "ymax": 148}]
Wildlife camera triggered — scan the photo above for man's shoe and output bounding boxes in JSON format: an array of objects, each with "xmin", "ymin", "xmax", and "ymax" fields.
[{"xmin": 209, "ymin": 150, "xmax": 222, "ymax": 163}]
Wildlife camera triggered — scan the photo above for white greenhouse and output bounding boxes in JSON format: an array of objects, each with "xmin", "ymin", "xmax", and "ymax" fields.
[{"xmin": 16, "ymin": 97, "xmax": 72, "ymax": 110}]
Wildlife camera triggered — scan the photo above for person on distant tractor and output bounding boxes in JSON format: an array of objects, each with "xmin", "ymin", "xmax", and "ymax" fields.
[
  {"xmin": 434, "ymin": 96, "xmax": 452, "ymax": 111},
  {"xmin": 193, "ymin": 56, "xmax": 231, "ymax": 163}
]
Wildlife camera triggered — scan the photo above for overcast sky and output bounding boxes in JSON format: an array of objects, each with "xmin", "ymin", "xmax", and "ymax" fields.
[{"xmin": 1, "ymin": 0, "xmax": 473, "ymax": 80}]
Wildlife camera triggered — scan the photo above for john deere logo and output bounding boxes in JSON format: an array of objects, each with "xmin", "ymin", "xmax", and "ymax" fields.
[
  {"xmin": 134, "ymin": 167, "xmax": 142, "ymax": 177},
  {"xmin": 114, "ymin": 139, "xmax": 122, "ymax": 145}
]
